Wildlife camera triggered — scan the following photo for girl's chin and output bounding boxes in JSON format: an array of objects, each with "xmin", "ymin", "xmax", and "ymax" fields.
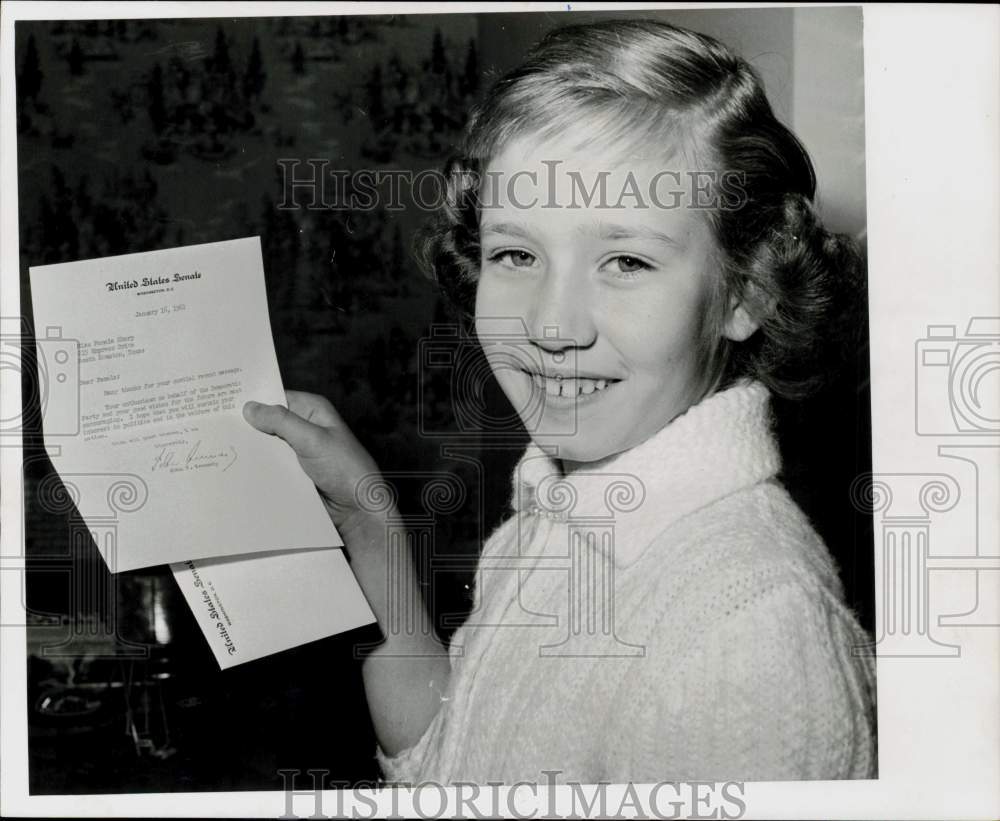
[
  {"xmin": 523, "ymin": 431, "xmax": 624, "ymax": 466},
  {"xmin": 499, "ymin": 378, "xmax": 634, "ymax": 458}
]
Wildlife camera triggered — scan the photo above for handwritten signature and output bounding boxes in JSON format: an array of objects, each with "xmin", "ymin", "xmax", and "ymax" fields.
[{"xmin": 151, "ymin": 439, "xmax": 238, "ymax": 472}]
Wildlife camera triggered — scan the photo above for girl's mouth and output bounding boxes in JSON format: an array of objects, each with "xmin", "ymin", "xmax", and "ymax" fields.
[{"xmin": 524, "ymin": 371, "xmax": 623, "ymax": 399}]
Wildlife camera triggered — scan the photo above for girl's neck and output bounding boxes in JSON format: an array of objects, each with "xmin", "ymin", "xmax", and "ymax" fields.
[{"xmin": 558, "ymin": 452, "xmax": 616, "ymax": 477}]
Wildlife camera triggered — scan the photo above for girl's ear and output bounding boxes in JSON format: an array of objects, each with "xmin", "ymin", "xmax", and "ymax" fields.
[{"xmin": 722, "ymin": 294, "xmax": 762, "ymax": 342}]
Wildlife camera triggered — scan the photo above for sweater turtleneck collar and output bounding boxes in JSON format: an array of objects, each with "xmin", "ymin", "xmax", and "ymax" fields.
[{"xmin": 509, "ymin": 379, "xmax": 782, "ymax": 568}]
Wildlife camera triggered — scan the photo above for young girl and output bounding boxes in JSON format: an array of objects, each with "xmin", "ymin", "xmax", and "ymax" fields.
[{"xmin": 244, "ymin": 20, "xmax": 876, "ymax": 783}]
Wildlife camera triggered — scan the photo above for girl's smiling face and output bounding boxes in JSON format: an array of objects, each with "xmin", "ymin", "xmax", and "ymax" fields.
[{"xmin": 474, "ymin": 136, "xmax": 750, "ymax": 465}]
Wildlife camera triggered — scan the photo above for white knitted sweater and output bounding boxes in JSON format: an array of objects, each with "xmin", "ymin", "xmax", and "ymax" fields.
[{"xmin": 377, "ymin": 380, "xmax": 877, "ymax": 784}]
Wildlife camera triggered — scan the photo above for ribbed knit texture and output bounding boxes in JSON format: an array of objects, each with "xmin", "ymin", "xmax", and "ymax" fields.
[{"xmin": 377, "ymin": 379, "xmax": 877, "ymax": 783}]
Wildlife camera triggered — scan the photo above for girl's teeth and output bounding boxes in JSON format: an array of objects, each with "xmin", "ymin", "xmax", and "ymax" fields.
[{"xmin": 533, "ymin": 374, "xmax": 617, "ymax": 396}]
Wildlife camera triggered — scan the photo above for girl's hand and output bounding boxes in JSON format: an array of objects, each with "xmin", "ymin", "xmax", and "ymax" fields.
[{"xmin": 242, "ymin": 390, "xmax": 383, "ymax": 532}]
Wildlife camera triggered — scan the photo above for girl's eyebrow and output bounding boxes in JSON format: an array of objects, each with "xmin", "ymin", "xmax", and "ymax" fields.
[
  {"xmin": 588, "ymin": 222, "xmax": 683, "ymax": 249},
  {"xmin": 481, "ymin": 219, "xmax": 683, "ymax": 249},
  {"xmin": 480, "ymin": 220, "xmax": 533, "ymax": 240}
]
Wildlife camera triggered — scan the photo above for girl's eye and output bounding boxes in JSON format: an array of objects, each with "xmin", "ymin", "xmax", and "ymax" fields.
[
  {"xmin": 489, "ymin": 250, "xmax": 537, "ymax": 269},
  {"xmin": 603, "ymin": 255, "xmax": 653, "ymax": 277},
  {"xmin": 615, "ymin": 256, "xmax": 647, "ymax": 273}
]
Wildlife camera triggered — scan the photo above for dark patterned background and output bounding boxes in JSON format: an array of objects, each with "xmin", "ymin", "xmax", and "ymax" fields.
[{"xmin": 15, "ymin": 10, "xmax": 873, "ymax": 794}]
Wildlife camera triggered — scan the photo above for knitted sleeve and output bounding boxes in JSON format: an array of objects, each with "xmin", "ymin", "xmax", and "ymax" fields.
[{"xmin": 627, "ymin": 580, "xmax": 877, "ymax": 782}]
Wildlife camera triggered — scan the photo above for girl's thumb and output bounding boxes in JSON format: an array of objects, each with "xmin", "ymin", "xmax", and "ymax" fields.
[{"xmin": 242, "ymin": 400, "xmax": 321, "ymax": 454}]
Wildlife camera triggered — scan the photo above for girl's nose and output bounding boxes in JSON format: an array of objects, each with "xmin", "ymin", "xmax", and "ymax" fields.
[{"xmin": 525, "ymin": 264, "xmax": 597, "ymax": 352}]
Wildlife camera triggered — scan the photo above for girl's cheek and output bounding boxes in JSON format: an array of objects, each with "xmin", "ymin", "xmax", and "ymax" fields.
[{"xmin": 475, "ymin": 275, "xmax": 518, "ymax": 317}]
